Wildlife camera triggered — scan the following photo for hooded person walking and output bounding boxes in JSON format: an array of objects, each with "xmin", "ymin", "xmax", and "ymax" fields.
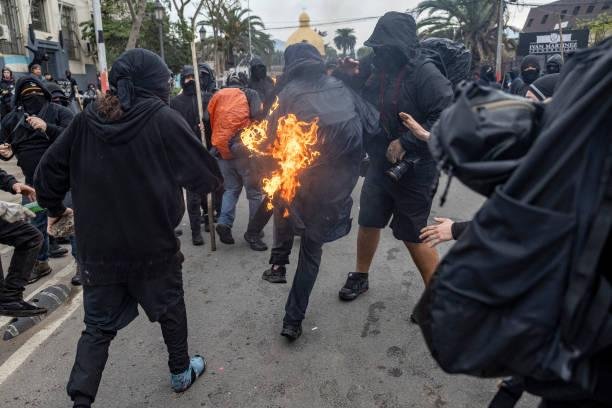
[
  {"xmin": 510, "ymin": 54, "xmax": 541, "ymax": 96},
  {"xmin": 248, "ymin": 56, "xmax": 275, "ymax": 111},
  {"xmin": 0, "ymin": 67, "xmax": 15, "ymax": 118},
  {"xmin": 34, "ymin": 49, "xmax": 222, "ymax": 407},
  {"xmin": 259, "ymin": 43, "xmax": 378, "ymax": 340}
]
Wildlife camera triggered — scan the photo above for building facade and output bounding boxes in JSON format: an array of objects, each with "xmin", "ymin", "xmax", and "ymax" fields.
[
  {"xmin": 0, "ymin": 0, "xmax": 97, "ymax": 88},
  {"xmin": 522, "ymin": 0, "xmax": 611, "ymax": 33}
]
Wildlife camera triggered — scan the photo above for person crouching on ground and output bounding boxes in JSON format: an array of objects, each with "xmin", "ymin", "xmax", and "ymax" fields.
[{"xmin": 34, "ymin": 48, "xmax": 222, "ymax": 407}]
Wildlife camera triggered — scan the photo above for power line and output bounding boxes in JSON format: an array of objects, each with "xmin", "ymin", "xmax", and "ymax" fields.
[{"xmin": 262, "ymin": 15, "xmax": 382, "ymax": 31}]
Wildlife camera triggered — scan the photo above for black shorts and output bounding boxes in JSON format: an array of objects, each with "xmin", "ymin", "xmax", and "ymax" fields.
[{"xmin": 358, "ymin": 158, "xmax": 437, "ymax": 243}]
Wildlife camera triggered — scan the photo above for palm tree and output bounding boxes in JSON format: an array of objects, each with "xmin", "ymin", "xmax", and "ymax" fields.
[
  {"xmin": 415, "ymin": 0, "xmax": 512, "ymax": 63},
  {"xmin": 207, "ymin": 4, "xmax": 274, "ymax": 68},
  {"xmin": 333, "ymin": 28, "xmax": 357, "ymax": 57}
]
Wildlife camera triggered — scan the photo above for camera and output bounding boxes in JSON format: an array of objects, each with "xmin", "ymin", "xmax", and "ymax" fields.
[{"xmin": 386, "ymin": 157, "xmax": 421, "ymax": 181}]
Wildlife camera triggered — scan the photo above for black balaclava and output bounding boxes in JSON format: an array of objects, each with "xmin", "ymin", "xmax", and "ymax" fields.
[
  {"xmin": 365, "ymin": 12, "xmax": 418, "ymax": 73},
  {"xmin": 546, "ymin": 54, "xmax": 563, "ymax": 74},
  {"xmin": 520, "ymin": 55, "xmax": 541, "ymax": 85},
  {"xmin": 22, "ymin": 94, "xmax": 46, "ymax": 114},
  {"xmin": 372, "ymin": 46, "xmax": 408, "ymax": 72},
  {"xmin": 180, "ymin": 65, "xmax": 196, "ymax": 95},
  {"xmin": 252, "ymin": 65, "xmax": 267, "ymax": 81},
  {"xmin": 528, "ymin": 73, "xmax": 560, "ymax": 101},
  {"xmin": 109, "ymin": 48, "xmax": 171, "ymax": 110}
]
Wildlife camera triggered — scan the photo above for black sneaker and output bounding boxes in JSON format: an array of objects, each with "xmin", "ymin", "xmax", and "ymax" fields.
[
  {"xmin": 28, "ymin": 261, "xmax": 52, "ymax": 284},
  {"xmin": 280, "ymin": 322, "xmax": 302, "ymax": 341},
  {"xmin": 262, "ymin": 265, "xmax": 287, "ymax": 283},
  {"xmin": 0, "ymin": 300, "xmax": 47, "ymax": 317},
  {"xmin": 216, "ymin": 224, "xmax": 235, "ymax": 244},
  {"xmin": 49, "ymin": 245, "xmax": 69, "ymax": 258},
  {"xmin": 55, "ymin": 236, "xmax": 71, "ymax": 245},
  {"xmin": 339, "ymin": 272, "xmax": 369, "ymax": 301},
  {"xmin": 192, "ymin": 232, "xmax": 204, "ymax": 246},
  {"xmin": 244, "ymin": 232, "xmax": 268, "ymax": 251},
  {"xmin": 71, "ymin": 265, "xmax": 82, "ymax": 286}
]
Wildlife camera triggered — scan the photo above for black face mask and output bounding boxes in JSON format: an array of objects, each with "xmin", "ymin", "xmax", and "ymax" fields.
[
  {"xmin": 546, "ymin": 63, "xmax": 560, "ymax": 74},
  {"xmin": 252, "ymin": 66, "xmax": 267, "ymax": 81},
  {"xmin": 522, "ymin": 69, "xmax": 540, "ymax": 84},
  {"xmin": 200, "ymin": 74, "xmax": 212, "ymax": 91},
  {"xmin": 373, "ymin": 47, "xmax": 408, "ymax": 72},
  {"xmin": 182, "ymin": 81, "xmax": 196, "ymax": 95},
  {"xmin": 22, "ymin": 94, "xmax": 47, "ymax": 114}
]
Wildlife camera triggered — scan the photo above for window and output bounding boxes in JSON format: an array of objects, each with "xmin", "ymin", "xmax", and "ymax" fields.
[
  {"xmin": 527, "ymin": 18, "xmax": 534, "ymax": 27},
  {"xmin": 602, "ymin": 4, "xmax": 610, "ymax": 11},
  {"xmin": 572, "ymin": 6, "xmax": 580, "ymax": 15},
  {"xmin": 587, "ymin": 5, "xmax": 595, "ymax": 13},
  {"xmin": 60, "ymin": 4, "xmax": 81, "ymax": 60},
  {"xmin": 31, "ymin": 0, "xmax": 48, "ymax": 32},
  {"xmin": 541, "ymin": 14, "xmax": 549, "ymax": 24},
  {"xmin": 560, "ymin": 9, "xmax": 567, "ymax": 20},
  {"xmin": 0, "ymin": 0, "xmax": 21, "ymax": 54}
]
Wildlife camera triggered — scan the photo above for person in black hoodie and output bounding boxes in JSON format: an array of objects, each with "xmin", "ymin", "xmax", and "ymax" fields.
[
  {"xmin": 0, "ymin": 77, "xmax": 74, "ymax": 282},
  {"xmin": 34, "ymin": 49, "xmax": 222, "ymax": 407},
  {"xmin": 0, "ymin": 67, "xmax": 15, "ymax": 118},
  {"xmin": 510, "ymin": 54, "xmax": 541, "ymax": 96},
  {"xmin": 170, "ymin": 64, "xmax": 217, "ymax": 246},
  {"xmin": 333, "ymin": 12, "xmax": 453, "ymax": 300},
  {"xmin": 247, "ymin": 56, "xmax": 275, "ymax": 111},
  {"xmin": 255, "ymin": 43, "xmax": 378, "ymax": 340}
]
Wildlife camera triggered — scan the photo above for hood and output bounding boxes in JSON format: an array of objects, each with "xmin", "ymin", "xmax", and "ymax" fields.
[
  {"xmin": 283, "ymin": 43, "xmax": 325, "ymax": 81},
  {"xmin": 198, "ymin": 63, "xmax": 216, "ymax": 92},
  {"xmin": 44, "ymin": 82, "xmax": 68, "ymax": 99},
  {"xmin": 1, "ymin": 67, "xmax": 13, "ymax": 81},
  {"xmin": 520, "ymin": 55, "xmax": 541, "ymax": 72},
  {"xmin": 528, "ymin": 73, "xmax": 560, "ymax": 101},
  {"xmin": 364, "ymin": 12, "xmax": 418, "ymax": 59},
  {"xmin": 109, "ymin": 48, "xmax": 170, "ymax": 111},
  {"xmin": 13, "ymin": 76, "xmax": 51, "ymax": 106},
  {"xmin": 249, "ymin": 56, "xmax": 265, "ymax": 68},
  {"xmin": 180, "ymin": 65, "xmax": 194, "ymax": 88},
  {"xmin": 83, "ymin": 97, "xmax": 166, "ymax": 145}
]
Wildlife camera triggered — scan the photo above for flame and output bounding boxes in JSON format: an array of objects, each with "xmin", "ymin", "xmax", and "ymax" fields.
[{"xmin": 240, "ymin": 98, "xmax": 320, "ymax": 213}]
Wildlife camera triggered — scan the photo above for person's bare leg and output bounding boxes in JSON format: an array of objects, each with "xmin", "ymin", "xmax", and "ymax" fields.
[
  {"xmin": 355, "ymin": 226, "xmax": 382, "ymax": 273},
  {"xmin": 404, "ymin": 241, "xmax": 439, "ymax": 286}
]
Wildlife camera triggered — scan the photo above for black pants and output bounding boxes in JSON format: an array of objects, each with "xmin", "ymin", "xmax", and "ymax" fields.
[
  {"xmin": 67, "ymin": 264, "xmax": 190, "ymax": 403},
  {"xmin": 284, "ymin": 236, "xmax": 323, "ymax": 325},
  {"xmin": 0, "ymin": 219, "xmax": 43, "ymax": 302},
  {"xmin": 247, "ymin": 196, "xmax": 273, "ymax": 235},
  {"xmin": 266, "ymin": 204, "xmax": 295, "ymax": 266},
  {"xmin": 186, "ymin": 190, "xmax": 207, "ymax": 235}
]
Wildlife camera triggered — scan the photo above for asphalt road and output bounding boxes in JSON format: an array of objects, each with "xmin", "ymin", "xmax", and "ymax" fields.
[{"xmin": 0, "ymin": 176, "xmax": 539, "ymax": 407}]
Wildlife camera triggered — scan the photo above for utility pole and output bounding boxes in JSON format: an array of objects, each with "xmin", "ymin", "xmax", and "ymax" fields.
[
  {"xmin": 495, "ymin": 0, "xmax": 504, "ymax": 83},
  {"xmin": 92, "ymin": 0, "xmax": 109, "ymax": 92},
  {"xmin": 247, "ymin": 0, "xmax": 253, "ymax": 59}
]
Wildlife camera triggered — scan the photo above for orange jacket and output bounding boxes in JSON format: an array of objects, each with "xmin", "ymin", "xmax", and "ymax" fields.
[{"xmin": 208, "ymin": 87, "xmax": 251, "ymax": 160}]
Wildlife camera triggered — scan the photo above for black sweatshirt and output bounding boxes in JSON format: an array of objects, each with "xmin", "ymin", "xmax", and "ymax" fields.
[
  {"xmin": 0, "ymin": 168, "xmax": 17, "ymax": 193},
  {"xmin": 34, "ymin": 98, "xmax": 222, "ymax": 284},
  {"xmin": 0, "ymin": 77, "xmax": 74, "ymax": 184}
]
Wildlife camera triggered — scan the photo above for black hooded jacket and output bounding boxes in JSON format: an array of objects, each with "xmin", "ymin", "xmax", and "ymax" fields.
[
  {"xmin": 510, "ymin": 55, "xmax": 541, "ymax": 96},
  {"xmin": 34, "ymin": 49, "xmax": 222, "ymax": 284},
  {"xmin": 0, "ymin": 76, "xmax": 74, "ymax": 184},
  {"xmin": 0, "ymin": 68, "xmax": 15, "ymax": 115},
  {"xmin": 268, "ymin": 43, "xmax": 379, "ymax": 243},
  {"xmin": 335, "ymin": 12, "xmax": 453, "ymax": 166},
  {"xmin": 248, "ymin": 56, "xmax": 275, "ymax": 111},
  {"xmin": 170, "ymin": 64, "xmax": 215, "ymax": 148}
]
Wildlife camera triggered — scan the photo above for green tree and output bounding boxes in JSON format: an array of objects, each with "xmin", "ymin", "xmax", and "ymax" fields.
[
  {"xmin": 357, "ymin": 46, "xmax": 372, "ymax": 59},
  {"xmin": 415, "ymin": 0, "xmax": 514, "ymax": 63},
  {"xmin": 333, "ymin": 28, "xmax": 357, "ymax": 57},
  {"xmin": 324, "ymin": 44, "xmax": 338, "ymax": 60},
  {"xmin": 577, "ymin": 12, "xmax": 612, "ymax": 45}
]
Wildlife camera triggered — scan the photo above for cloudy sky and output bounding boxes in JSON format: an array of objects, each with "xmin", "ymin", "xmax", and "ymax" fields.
[{"xmin": 230, "ymin": 0, "xmax": 551, "ymax": 48}]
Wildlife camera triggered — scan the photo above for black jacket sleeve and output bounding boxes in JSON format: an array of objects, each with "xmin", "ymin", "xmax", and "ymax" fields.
[
  {"xmin": 0, "ymin": 168, "xmax": 17, "ymax": 193},
  {"xmin": 451, "ymin": 220, "xmax": 471, "ymax": 240},
  {"xmin": 400, "ymin": 64, "xmax": 453, "ymax": 151},
  {"xmin": 46, "ymin": 105, "xmax": 74, "ymax": 141},
  {"xmin": 161, "ymin": 108, "xmax": 222, "ymax": 194},
  {"xmin": 34, "ymin": 114, "xmax": 78, "ymax": 217}
]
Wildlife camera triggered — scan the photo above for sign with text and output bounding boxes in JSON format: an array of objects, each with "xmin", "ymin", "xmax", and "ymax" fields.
[{"xmin": 518, "ymin": 29, "xmax": 589, "ymax": 56}]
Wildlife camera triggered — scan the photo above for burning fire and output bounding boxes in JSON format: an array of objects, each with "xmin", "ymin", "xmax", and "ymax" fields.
[{"xmin": 240, "ymin": 97, "xmax": 320, "ymax": 213}]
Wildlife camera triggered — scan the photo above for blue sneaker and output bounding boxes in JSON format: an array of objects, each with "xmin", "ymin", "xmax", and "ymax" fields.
[{"xmin": 171, "ymin": 355, "xmax": 206, "ymax": 393}]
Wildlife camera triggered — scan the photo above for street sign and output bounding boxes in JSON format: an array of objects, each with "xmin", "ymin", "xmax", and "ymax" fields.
[{"xmin": 517, "ymin": 29, "xmax": 589, "ymax": 56}]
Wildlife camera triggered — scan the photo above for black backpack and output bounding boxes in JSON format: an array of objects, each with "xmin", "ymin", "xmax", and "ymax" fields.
[
  {"xmin": 416, "ymin": 37, "xmax": 612, "ymax": 400},
  {"xmin": 421, "ymin": 38, "xmax": 472, "ymax": 88},
  {"xmin": 428, "ymin": 81, "xmax": 544, "ymax": 202}
]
